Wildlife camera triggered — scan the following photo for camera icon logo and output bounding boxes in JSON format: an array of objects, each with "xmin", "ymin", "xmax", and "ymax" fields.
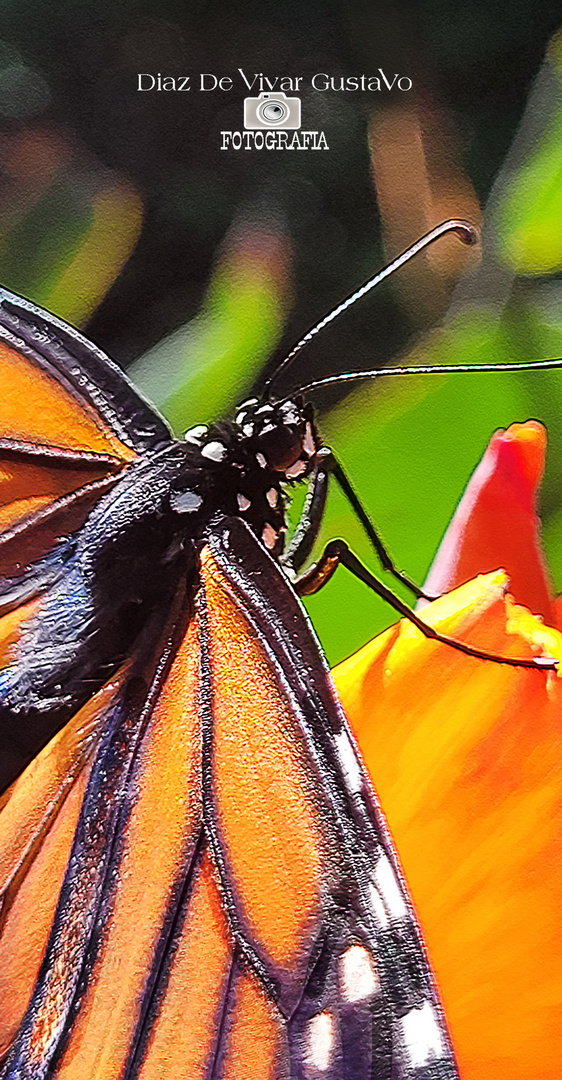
[{"xmin": 244, "ymin": 91, "xmax": 301, "ymax": 130}]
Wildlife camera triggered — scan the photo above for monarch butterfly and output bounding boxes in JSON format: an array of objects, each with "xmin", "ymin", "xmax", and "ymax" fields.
[{"xmin": 0, "ymin": 221, "xmax": 558, "ymax": 1080}]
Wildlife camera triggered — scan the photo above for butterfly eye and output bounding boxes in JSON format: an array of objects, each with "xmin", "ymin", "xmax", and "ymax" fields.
[{"xmin": 256, "ymin": 423, "xmax": 304, "ymax": 472}]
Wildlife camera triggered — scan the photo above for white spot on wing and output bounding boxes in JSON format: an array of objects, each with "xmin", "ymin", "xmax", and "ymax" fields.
[
  {"xmin": 201, "ymin": 441, "xmax": 227, "ymax": 462},
  {"xmin": 304, "ymin": 1012, "xmax": 335, "ymax": 1074},
  {"xmin": 339, "ymin": 945, "xmax": 380, "ymax": 1003},
  {"xmin": 266, "ymin": 487, "xmax": 279, "ymax": 508},
  {"xmin": 367, "ymin": 883, "xmax": 390, "ymax": 929},
  {"xmin": 237, "ymin": 493, "xmax": 251, "ymax": 511},
  {"xmin": 372, "ymin": 854, "xmax": 408, "ymax": 922},
  {"xmin": 256, "ymin": 452, "xmax": 267, "ymax": 468},
  {"xmin": 400, "ymin": 1001, "xmax": 445, "ymax": 1069},
  {"xmin": 262, "ymin": 524, "xmax": 277, "ymax": 550},
  {"xmin": 184, "ymin": 424, "xmax": 207, "ymax": 443},
  {"xmin": 334, "ymin": 730, "xmax": 363, "ymax": 793},
  {"xmin": 243, "ymin": 422, "xmax": 254, "ymax": 436}
]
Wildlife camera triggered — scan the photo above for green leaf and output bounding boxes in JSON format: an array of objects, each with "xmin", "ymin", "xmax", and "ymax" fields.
[
  {"xmin": 494, "ymin": 35, "xmax": 562, "ymax": 275},
  {"xmin": 130, "ymin": 234, "xmax": 290, "ymax": 433}
]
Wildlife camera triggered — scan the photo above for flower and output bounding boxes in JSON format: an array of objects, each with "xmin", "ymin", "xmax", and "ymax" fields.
[
  {"xmin": 333, "ymin": 422, "xmax": 562, "ymax": 1080},
  {"xmin": 423, "ymin": 420, "xmax": 554, "ymax": 625}
]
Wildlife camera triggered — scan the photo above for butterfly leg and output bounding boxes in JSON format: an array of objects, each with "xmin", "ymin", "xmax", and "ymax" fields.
[
  {"xmin": 281, "ymin": 447, "xmax": 331, "ymax": 575},
  {"xmin": 327, "ymin": 451, "xmax": 435, "ymax": 600},
  {"xmin": 294, "ymin": 538, "xmax": 556, "ymax": 671},
  {"xmin": 283, "ymin": 448, "xmax": 433, "ymax": 600}
]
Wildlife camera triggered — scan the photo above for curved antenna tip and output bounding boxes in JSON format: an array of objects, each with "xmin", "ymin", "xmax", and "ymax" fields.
[
  {"xmin": 264, "ymin": 218, "xmax": 479, "ymax": 398},
  {"xmin": 426, "ymin": 218, "xmax": 479, "ymax": 247},
  {"xmin": 450, "ymin": 220, "xmax": 479, "ymax": 246}
]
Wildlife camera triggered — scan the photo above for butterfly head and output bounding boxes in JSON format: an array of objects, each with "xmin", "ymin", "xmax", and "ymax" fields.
[
  {"xmin": 233, "ymin": 395, "xmax": 320, "ymax": 480},
  {"xmin": 178, "ymin": 395, "xmax": 320, "ymax": 556}
]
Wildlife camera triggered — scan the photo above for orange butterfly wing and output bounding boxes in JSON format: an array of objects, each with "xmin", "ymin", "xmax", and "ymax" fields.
[
  {"xmin": 0, "ymin": 672, "xmax": 127, "ymax": 1058},
  {"xmin": 0, "ymin": 520, "xmax": 458, "ymax": 1079},
  {"xmin": 0, "ymin": 298, "xmax": 138, "ymax": 554},
  {"xmin": 0, "ymin": 287, "xmax": 171, "ymax": 563}
]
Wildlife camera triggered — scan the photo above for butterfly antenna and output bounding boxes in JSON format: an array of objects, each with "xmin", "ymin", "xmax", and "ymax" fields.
[
  {"xmin": 291, "ymin": 355, "xmax": 562, "ymax": 398},
  {"xmin": 263, "ymin": 219, "xmax": 477, "ymax": 400}
]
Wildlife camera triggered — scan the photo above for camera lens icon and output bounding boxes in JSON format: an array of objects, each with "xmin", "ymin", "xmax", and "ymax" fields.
[
  {"xmin": 244, "ymin": 92, "xmax": 301, "ymax": 130},
  {"xmin": 259, "ymin": 98, "xmax": 289, "ymax": 124}
]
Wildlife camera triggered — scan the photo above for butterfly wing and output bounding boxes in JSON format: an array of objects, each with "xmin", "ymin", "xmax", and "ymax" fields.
[
  {"xmin": 0, "ymin": 581, "xmax": 195, "ymax": 1077},
  {"xmin": 198, "ymin": 516, "xmax": 459, "ymax": 1079},
  {"xmin": 0, "ymin": 286, "xmax": 170, "ymax": 457},
  {"xmin": 0, "ymin": 286, "xmax": 171, "ymax": 577},
  {"xmin": 0, "ymin": 289, "xmax": 175, "ymax": 786},
  {"xmin": 0, "ymin": 513, "xmax": 458, "ymax": 1080}
]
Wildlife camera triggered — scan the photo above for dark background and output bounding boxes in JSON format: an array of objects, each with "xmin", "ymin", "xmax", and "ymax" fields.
[{"xmin": 0, "ymin": 0, "xmax": 558, "ymax": 368}]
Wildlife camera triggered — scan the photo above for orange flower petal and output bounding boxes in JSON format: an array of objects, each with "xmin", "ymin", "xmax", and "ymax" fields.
[
  {"xmin": 424, "ymin": 421, "xmax": 555, "ymax": 624},
  {"xmin": 334, "ymin": 573, "xmax": 562, "ymax": 1080}
]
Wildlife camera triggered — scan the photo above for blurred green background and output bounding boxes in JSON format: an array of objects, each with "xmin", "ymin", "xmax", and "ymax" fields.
[{"xmin": 1, "ymin": 0, "xmax": 562, "ymax": 663}]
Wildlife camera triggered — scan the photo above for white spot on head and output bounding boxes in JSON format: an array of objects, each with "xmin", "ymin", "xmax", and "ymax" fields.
[
  {"xmin": 256, "ymin": 452, "xmax": 267, "ymax": 468},
  {"xmin": 304, "ymin": 1012, "xmax": 335, "ymax": 1074},
  {"xmin": 266, "ymin": 487, "xmax": 279, "ymax": 508},
  {"xmin": 372, "ymin": 854, "xmax": 408, "ymax": 922},
  {"xmin": 237, "ymin": 493, "xmax": 251, "ymax": 511},
  {"xmin": 262, "ymin": 524, "xmax": 278, "ymax": 551},
  {"xmin": 304, "ymin": 422, "xmax": 316, "ymax": 458},
  {"xmin": 184, "ymin": 424, "xmax": 207, "ymax": 444},
  {"xmin": 201, "ymin": 441, "xmax": 227, "ymax": 462},
  {"xmin": 171, "ymin": 490, "xmax": 203, "ymax": 514},
  {"xmin": 285, "ymin": 458, "xmax": 306, "ymax": 479},
  {"xmin": 400, "ymin": 1001, "xmax": 445, "ymax": 1069},
  {"xmin": 334, "ymin": 730, "xmax": 363, "ymax": 793},
  {"xmin": 339, "ymin": 945, "xmax": 380, "ymax": 1003},
  {"xmin": 280, "ymin": 401, "xmax": 300, "ymax": 424}
]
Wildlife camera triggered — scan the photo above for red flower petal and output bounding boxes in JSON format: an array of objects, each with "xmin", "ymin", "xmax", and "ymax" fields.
[{"xmin": 424, "ymin": 421, "xmax": 555, "ymax": 624}]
